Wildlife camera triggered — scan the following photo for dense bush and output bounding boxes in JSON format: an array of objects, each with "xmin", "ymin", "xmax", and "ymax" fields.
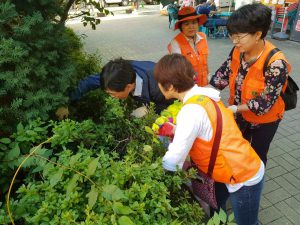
[
  {"xmin": 0, "ymin": 1, "xmax": 101, "ymax": 134},
  {"xmin": 0, "ymin": 96, "xmax": 205, "ymax": 224}
]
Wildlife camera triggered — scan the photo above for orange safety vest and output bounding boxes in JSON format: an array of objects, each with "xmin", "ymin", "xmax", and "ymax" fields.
[
  {"xmin": 185, "ymin": 95, "xmax": 261, "ymax": 184},
  {"xmin": 168, "ymin": 32, "xmax": 209, "ymax": 87},
  {"xmin": 229, "ymin": 41, "xmax": 291, "ymax": 124}
]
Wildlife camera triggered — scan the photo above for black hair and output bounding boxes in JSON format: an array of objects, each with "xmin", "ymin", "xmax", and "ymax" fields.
[
  {"xmin": 100, "ymin": 58, "xmax": 136, "ymax": 92},
  {"xmin": 227, "ymin": 3, "xmax": 272, "ymax": 39}
]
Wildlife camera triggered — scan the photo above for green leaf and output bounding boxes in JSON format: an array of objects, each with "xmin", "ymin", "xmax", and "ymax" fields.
[
  {"xmin": 86, "ymin": 157, "xmax": 99, "ymax": 177},
  {"xmin": 143, "ymin": 145, "xmax": 152, "ymax": 152},
  {"xmin": 69, "ymin": 154, "xmax": 81, "ymax": 167},
  {"xmin": 144, "ymin": 126, "xmax": 154, "ymax": 135},
  {"xmin": 149, "ymin": 163, "xmax": 158, "ymax": 169},
  {"xmin": 22, "ymin": 156, "xmax": 35, "ymax": 168},
  {"xmin": 43, "ymin": 162, "xmax": 54, "ymax": 177},
  {"xmin": 228, "ymin": 223, "xmax": 237, "ymax": 225},
  {"xmin": 153, "ymin": 137, "xmax": 159, "ymax": 144},
  {"xmin": 49, "ymin": 168, "xmax": 63, "ymax": 187},
  {"xmin": 207, "ymin": 218, "xmax": 214, "ymax": 225},
  {"xmin": 86, "ymin": 185, "xmax": 99, "ymax": 208},
  {"xmin": 213, "ymin": 212, "xmax": 220, "ymax": 225},
  {"xmin": 30, "ymin": 145, "xmax": 41, "ymax": 154},
  {"xmin": 118, "ymin": 216, "xmax": 134, "ymax": 225},
  {"xmin": 228, "ymin": 213, "xmax": 235, "ymax": 222},
  {"xmin": 66, "ymin": 174, "xmax": 80, "ymax": 196},
  {"xmin": 0, "ymin": 138, "xmax": 11, "ymax": 144},
  {"xmin": 102, "ymin": 184, "xmax": 126, "ymax": 201},
  {"xmin": 6, "ymin": 144, "xmax": 20, "ymax": 159},
  {"xmin": 41, "ymin": 148, "xmax": 52, "ymax": 158},
  {"xmin": 31, "ymin": 166, "xmax": 43, "ymax": 173},
  {"xmin": 32, "ymin": 147, "xmax": 46, "ymax": 155},
  {"xmin": 219, "ymin": 208, "xmax": 227, "ymax": 223},
  {"xmin": 112, "ymin": 202, "xmax": 133, "ymax": 215},
  {"xmin": 169, "ymin": 220, "xmax": 182, "ymax": 225},
  {"xmin": 17, "ymin": 123, "xmax": 24, "ymax": 132},
  {"xmin": 34, "ymin": 127, "xmax": 45, "ymax": 132},
  {"xmin": 0, "ymin": 143, "xmax": 7, "ymax": 150}
]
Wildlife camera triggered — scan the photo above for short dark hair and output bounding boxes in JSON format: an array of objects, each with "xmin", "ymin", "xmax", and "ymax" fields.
[
  {"xmin": 100, "ymin": 58, "xmax": 136, "ymax": 92},
  {"xmin": 227, "ymin": 3, "xmax": 272, "ymax": 39},
  {"xmin": 154, "ymin": 54, "xmax": 195, "ymax": 93}
]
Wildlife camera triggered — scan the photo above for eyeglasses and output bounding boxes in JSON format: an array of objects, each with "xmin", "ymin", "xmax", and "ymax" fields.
[{"xmin": 229, "ymin": 33, "xmax": 250, "ymax": 43}]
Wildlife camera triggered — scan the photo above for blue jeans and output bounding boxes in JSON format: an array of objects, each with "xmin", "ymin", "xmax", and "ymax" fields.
[{"xmin": 229, "ymin": 177, "xmax": 264, "ymax": 225}]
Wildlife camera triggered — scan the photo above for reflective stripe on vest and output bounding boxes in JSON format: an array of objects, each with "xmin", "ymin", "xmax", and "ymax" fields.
[
  {"xmin": 184, "ymin": 95, "xmax": 261, "ymax": 184},
  {"xmin": 170, "ymin": 32, "xmax": 209, "ymax": 87},
  {"xmin": 229, "ymin": 41, "xmax": 291, "ymax": 124}
]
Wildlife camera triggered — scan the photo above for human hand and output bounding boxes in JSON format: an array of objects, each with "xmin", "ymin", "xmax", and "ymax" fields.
[
  {"xmin": 131, "ymin": 106, "xmax": 148, "ymax": 118},
  {"xmin": 227, "ymin": 105, "xmax": 238, "ymax": 114},
  {"xmin": 56, "ymin": 106, "xmax": 69, "ymax": 120}
]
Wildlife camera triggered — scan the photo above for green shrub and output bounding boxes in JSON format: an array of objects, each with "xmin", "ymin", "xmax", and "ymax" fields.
[
  {"xmin": 0, "ymin": 97, "xmax": 205, "ymax": 224},
  {"xmin": 0, "ymin": 1, "xmax": 101, "ymax": 134}
]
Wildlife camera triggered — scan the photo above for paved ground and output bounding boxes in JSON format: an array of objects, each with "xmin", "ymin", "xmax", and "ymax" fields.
[{"xmin": 68, "ymin": 10, "xmax": 300, "ymax": 225}]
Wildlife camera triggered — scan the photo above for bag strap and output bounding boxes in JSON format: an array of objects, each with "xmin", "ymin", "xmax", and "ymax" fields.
[
  {"xmin": 207, "ymin": 99, "xmax": 223, "ymax": 178},
  {"xmin": 262, "ymin": 48, "xmax": 299, "ymax": 97},
  {"xmin": 263, "ymin": 48, "xmax": 280, "ymax": 73},
  {"xmin": 263, "ymin": 48, "xmax": 286, "ymax": 97},
  {"xmin": 183, "ymin": 99, "xmax": 223, "ymax": 177}
]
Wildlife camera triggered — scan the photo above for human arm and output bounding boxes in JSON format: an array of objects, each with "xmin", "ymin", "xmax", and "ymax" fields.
[
  {"xmin": 209, "ymin": 53, "xmax": 232, "ymax": 90},
  {"xmin": 69, "ymin": 74, "xmax": 101, "ymax": 103},
  {"xmin": 227, "ymin": 104, "xmax": 249, "ymax": 114},
  {"xmin": 55, "ymin": 74, "xmax": 101, "ymax": 119},
  {"xmin": 168, "ymin": 40, "xmax": 182, "ymax": 54},
  {"xmin": 162, "ymin": 105, "xmax": 209, "ymax": 171}
]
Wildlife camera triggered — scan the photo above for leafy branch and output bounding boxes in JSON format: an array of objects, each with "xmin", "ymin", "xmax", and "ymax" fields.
[{"xmin": 60, "ymin": 0, "xmax": 112, "ymax": 29}]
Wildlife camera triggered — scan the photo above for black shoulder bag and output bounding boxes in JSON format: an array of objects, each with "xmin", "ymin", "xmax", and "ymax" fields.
[{"xmin": 264, "ymin": 48, "xmax": 299, "ymax": 111}]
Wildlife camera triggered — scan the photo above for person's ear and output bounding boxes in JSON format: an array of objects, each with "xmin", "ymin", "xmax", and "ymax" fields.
[
  {"xmin": 168, "ymin": 85, "xmax": 176, "ymax": 92},
  {"xmin": 256, "ymin": 31, "xmax": 262, "ymax": 41},
  {"xmin": 126, "ymin": 83, "xmax": 135, "ymax": 92}
]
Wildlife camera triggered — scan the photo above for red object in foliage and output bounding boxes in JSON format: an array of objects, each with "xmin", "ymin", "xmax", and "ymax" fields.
[{"xmin": 158, "ymin": 123, "xmax": 175, "ymax": 138}]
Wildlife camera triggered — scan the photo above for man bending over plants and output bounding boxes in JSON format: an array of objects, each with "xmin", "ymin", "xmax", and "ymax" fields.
[{"xmin": 56, "ymin": 58, "xmax": 174, "ymax": 119}]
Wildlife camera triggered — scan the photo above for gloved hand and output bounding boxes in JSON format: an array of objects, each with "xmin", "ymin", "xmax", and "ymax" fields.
[
  {"xmin": 55, "ymin": 106, "xmax": 69, "ymax": 120},
  {"xmin": 227, "ymin": 105, "xmax": 238, "ymax": 114},
  {"xmin": 158, "ymin": 122, "xmax": 175, "ymax": 138},
  {"xmin": 131, "ymin": 106, "xmax": 148, "ymax": 118}
]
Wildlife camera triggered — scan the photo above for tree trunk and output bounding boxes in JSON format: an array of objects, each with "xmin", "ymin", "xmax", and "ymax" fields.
[{"xmin": 60, "ymin": 0, "xmax": 76, "ymax": 24}]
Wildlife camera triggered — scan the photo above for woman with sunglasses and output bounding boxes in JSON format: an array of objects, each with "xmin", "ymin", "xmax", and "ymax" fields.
[{"xmin": 210, "ymin": 3, "xmax": 291, "ymax": 165}]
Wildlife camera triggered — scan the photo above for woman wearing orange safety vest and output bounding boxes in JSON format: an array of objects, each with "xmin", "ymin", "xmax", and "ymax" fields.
[
  {"xmin": 154, "ymin": 54, "xmax": 264, "ymax": 225},
  {"xmin": 210, "ymin": 4, "xmax": 291, "ymax": 165},
  {"xmin": 167, "ymin": 7, "xmax": 209, "ymax": 86}
]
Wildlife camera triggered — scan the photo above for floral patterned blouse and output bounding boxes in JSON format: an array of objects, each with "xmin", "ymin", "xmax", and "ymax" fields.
[{"xmin": 210, "ymin": 52, "xmax": 289, "ymax": 125}]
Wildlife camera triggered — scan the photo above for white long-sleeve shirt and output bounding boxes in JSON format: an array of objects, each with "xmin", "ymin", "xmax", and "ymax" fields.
[{"xmin": 162, "ymin": 85, "xmax": 264, "ymax": 192}]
